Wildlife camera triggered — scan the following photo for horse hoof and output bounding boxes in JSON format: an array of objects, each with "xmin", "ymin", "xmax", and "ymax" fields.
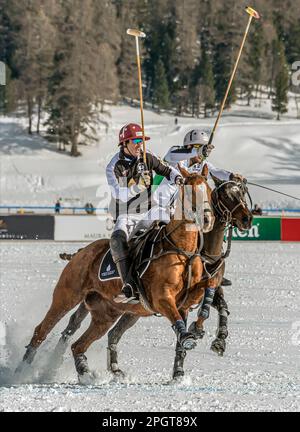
[
  {"xmin": 15, "ymin": 351, "xmax": 34, "ymax": 375},
  {"xmin": 15, "ymin": 362, "xmax": 26, "ymax": 375},
  {"xmin": 180, "ymin": 333, "xmax": 197, "ymax": 350},
  {"xmin": 173, "ymin": 370, "xmax": 184, "ymax": 381},
  {"xmin": 188, "ymin": 322, "xmax": 205, "ymax": 340},
  {"xmin": 111, "ymin": 368, "xmax": 125, "ymax": 379},
  {"xmin": 183, "ymin": 339, "xmax": 196, "ymax": 350},
  {"xmin": 78, "ymin": 371, "xmax": 96, "ymax": 385},
  {"xmin": 22, "ymin": 345, "xmax": 37, "ymax": 364},
  {"xmin": 74, "ymin": 354, "xmax": 90, "ymax": 376},
  {"xmin": 211, "ymin": 338, "xmax": 226, "ymax": 356}
]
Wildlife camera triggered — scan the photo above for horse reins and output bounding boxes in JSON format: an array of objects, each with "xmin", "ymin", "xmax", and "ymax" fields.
[
  {"xmin": 210, "ymin": 181, "xmax": 252, "ymax": 262},
  {"xmin": 138, "ymin": 180, "xmax": 212, "ymax": 312}
]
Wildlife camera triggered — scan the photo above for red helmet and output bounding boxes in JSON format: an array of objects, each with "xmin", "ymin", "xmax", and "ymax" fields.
[{"xmin": 118, "ymin": 123, "xmax": 150, "ymax": 145}]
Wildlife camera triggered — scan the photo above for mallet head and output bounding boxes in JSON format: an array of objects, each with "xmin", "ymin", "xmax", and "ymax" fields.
[
  {"xmin": 245, "ymin": 6, "xmax": 260, "ymax": 19},
  {"xmin": 127, "ymin": 29, "xmax": 146, "ymax": 38}
]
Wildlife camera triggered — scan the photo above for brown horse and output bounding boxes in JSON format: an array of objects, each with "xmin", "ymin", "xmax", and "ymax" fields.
[
  {"xmin": 103, "ymin": 176, "xmax": 253, "ymax": 379},
  {"xmin": 17, "ymin": 165, "xmax": 217, "ymax": 381},
  {"xmin": 56, "ymin": 176, "xmax": 253, "ymax": 380}
]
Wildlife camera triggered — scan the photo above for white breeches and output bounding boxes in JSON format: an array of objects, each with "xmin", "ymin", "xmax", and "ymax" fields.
[{"xmin": 113, "ymin": 205, "xmax": 170, "ymax": 240}]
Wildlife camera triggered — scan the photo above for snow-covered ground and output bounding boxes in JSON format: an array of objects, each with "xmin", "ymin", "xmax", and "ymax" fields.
[
  {"xmin": 0, "ymin": 241, "xmax": 299, "ymax": 412},
  {"xmin": 0, "ymin": 102, "xmax": 300, "ymax": 209},
  {"xmin": 0, "ymin": 101, "xmax": 300, "ymax": 411}
]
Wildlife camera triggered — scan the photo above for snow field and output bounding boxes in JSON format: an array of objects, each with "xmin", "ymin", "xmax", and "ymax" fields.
[{"xmin": 0, "ymin": 241, "xmax": 299, "ymax": 412}]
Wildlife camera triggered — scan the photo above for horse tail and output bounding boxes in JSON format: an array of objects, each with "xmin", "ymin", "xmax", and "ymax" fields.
[{"xmin": 59, "ymin": 248, "xmax": 83, "ymax": 261}]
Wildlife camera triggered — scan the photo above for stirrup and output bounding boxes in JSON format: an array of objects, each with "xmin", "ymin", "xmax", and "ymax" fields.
[
  {"xmin": 221, "ymin": 277, "xmax": 232, "ymax": 287},
  {"xmin": 114, "ymin": 283, "xmax": 139, "ymax": 305}
]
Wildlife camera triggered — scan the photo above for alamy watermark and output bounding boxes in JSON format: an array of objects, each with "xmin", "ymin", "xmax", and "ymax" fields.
[
  {"xmin": 0, "ymin": 61, "xmax": 6, "ymax": 86},
  {"xmin": 292, "ymin": 61, "xmax": 300, "ymax": 87}
]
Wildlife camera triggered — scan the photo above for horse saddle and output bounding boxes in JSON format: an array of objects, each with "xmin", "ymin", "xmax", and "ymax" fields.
[{"xmin": 98, "ymin": 221, "xmax": 167, "ymax": 282}]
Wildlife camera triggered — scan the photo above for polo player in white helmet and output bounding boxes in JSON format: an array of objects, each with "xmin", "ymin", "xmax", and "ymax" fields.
[
  {"xmin": 153, "ymin": 128, "xmax": 246, "ymax": 286},
  {"xmin": 164, "ymin": 128, "xmax": 243, "ymax": 180}
]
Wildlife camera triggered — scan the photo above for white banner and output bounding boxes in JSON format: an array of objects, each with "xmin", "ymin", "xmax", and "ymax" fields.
[{"xmin": 54, "ymin": 215, "xmax": 114, "ymax": 241}]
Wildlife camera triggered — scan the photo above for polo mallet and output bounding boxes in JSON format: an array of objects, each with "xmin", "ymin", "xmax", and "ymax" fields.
[
  {"xmin": 208, "ymin": 6, "xmax": 260, "ymax": 145},
  {"xmin": 127, "ymin": 29, "xmax": 148, "ymax": 170}
]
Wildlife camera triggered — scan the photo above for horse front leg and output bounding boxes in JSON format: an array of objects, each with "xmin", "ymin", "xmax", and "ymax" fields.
[
  {"xmin": 173, "ymin": 342, "xmax": 187, "ymax": 380},
  {"xmin": 172, "ymin": 309, "xmax": 190, "ymax": 380},
  {"xmin": 211, "ymin": 286, "xmax": 230, "ymax": 357},
  {"xmin": 188, "ymin": 284, "xmax": 216, "ymax": 339},
  {"xmin": 157, "ymin": 296, "xmax": 197, "ymax": 351},
  {"xmin": 107, "ymin": 313, "xmax": 140, "ymax": 377}
]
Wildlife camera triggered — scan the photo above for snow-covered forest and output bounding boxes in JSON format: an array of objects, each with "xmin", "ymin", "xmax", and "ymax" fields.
[{"xmin": 1, "ymin": 0, "xmax": 300, "ymax": 155}]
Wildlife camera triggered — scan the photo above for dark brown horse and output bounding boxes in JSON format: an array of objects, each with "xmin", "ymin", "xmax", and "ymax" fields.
[
  {"xmin": 17, "ymin": 165, "xmax": 218, "ymax": 381},
  {"xmin": 56, "ymin": 176, "xmax": 253, "ymax": 379}
]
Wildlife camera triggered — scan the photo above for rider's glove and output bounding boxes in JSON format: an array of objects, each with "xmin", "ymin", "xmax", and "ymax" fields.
[
  {"xmin": 134, "ymin": 172, "xmax": 152, "ymax": 192},
  {"xmin": 198, "ymin": 143, "xmax": 214, "ymax": 158},
  {"xmin": 175, "ymin": 175, "xmax": 185, "ymax": 186}
]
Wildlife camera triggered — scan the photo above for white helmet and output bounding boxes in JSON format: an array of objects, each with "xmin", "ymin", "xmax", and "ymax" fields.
[{"xmin": 183, "ymin": 129, "xmax": 210, "ymax": 147}]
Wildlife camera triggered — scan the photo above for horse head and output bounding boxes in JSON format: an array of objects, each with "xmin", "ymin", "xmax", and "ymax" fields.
[
  {"xmin": 177, "ymin": 164, "xmax": 215, "ymax": 233},
  {"xmin": 211, "ymin": 175, "xmax": 253, "ymax": 231}
]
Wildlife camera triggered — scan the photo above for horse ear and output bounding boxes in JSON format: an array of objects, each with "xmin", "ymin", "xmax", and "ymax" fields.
[
  {"xmin": 211, "ymin": 173, "xmax": 224, "ymax": 188},
  {"xmin": 201, "ymin": 164, "xmax": 209, "ymax": 179},
  {"xmin": 177, "ymin": 164, "xmax": 190, "ymax": 178}
]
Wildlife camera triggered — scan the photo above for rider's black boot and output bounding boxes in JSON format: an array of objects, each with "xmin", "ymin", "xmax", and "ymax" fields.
[
  {"xmin": 114, "ymin": 258, "xmax": 139, "ymax": 304},
  {"xmin": 110, "ymin": 230, "xmax": 139, "ymax": 304}
]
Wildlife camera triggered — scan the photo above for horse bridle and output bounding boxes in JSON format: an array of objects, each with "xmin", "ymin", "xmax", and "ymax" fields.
[
  {"xmin": 181, "ymin": 179, "xmax": 213, "ymax": 226},
  {"xmin": 212, "ymin": 181, "xmax": 252, "ymax": 225},
  {"xmin": 161, "ymin": 178, "xmax": 213, "ymax": 257}
]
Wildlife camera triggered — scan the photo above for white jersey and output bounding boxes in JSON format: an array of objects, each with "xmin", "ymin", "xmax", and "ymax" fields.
[{"xmin": 164, "ymin": 146, "xmax": 231, "ymax": 181}]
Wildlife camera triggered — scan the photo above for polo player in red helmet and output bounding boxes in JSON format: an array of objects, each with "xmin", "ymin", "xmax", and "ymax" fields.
[{"xmin": 106, "ymin": 123, "xmax": 183, "ymax": 303}]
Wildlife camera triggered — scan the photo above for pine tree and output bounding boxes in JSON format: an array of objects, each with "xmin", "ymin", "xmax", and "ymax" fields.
[
  {"xmin": 0, "ymin": 65, "xmax": 17, "ymax": 114},
  {"xmin": 190, "ymin": 45, "xmax": 216, "ymax": 118},
  {"xmin": 199, "ymin": 49, "xmax": 215, "ymax": 117},
  {"xmin": 116, "ymin": 0, "xmax": 140, "ymax": 101},
  {"xmin": 172, "ymin": 0, "xmax": 200, "ymax": 113},
  {"xmin": 153, "ymin": 59, "xmax": 170, "ymax": 111},
  {"xmin": 247, "ymin": 22, "xmax": 264, "ymax": 101},
  {"xmin": 0, "ymin": 0, "xmax": 21, "ymax": 116},
  {"xmin": 0, "ymin": 0, "xmax": 19, "ymax": 78},
  {"xmin": 212, "ymin": 0, "xmax": 243, "ymax": 108},
  {"xmin": 272, "ymin": 39, "xmax": 289, "ymax": 120},
  {"xmin": 47, "ymin": 0, "xmax": 119, "ymax": 156},
  {"xmin": 265, "ymin": 39, "xmax": 278, "ymax": 98},
  {"xmin": 286, "ymin": 19, "xmax": 300, "ymax": 65},
  {"xmin": 213, "ymin": 42, "xmax": 236, "ymax": 108},
  {"xmin": 141, "ymin": 0, "xmax": 177, "ymax": 104},
  {"xmin": 8, "ymin": 1, "xmax": 56, "ymax": 134},
  {"xmin": 35, "ymin": 7, "xmax": 56, "ymax": 134},
  {"xmin": 93, "ymin": 0, "xmax": 120, "ymax": 104}
]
